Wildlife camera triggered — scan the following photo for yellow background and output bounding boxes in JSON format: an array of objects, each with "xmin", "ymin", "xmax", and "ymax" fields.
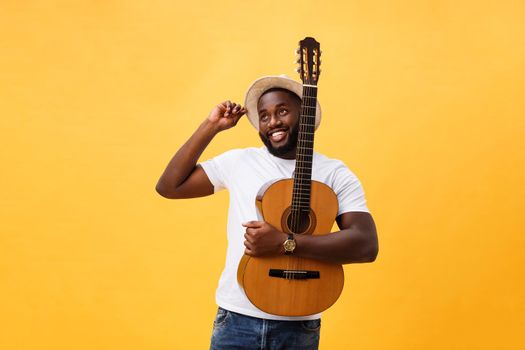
[{"xmin": 1, "ymin": 1, "xmax": 524, "ymax": 349}]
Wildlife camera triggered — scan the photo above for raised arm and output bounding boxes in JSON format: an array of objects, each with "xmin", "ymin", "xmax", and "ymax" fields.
[{"xmin": 155, "ymin": 101, "xmax": 246, "ymax": 199}]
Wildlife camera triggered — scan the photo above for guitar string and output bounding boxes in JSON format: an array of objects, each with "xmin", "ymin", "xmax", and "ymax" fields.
[
  {"xmin": 292, "ymin": 85, "xmax": 304, "ymax": 276},
  {"xmin": 289, "ymin": 85, "xmax": 303, "ymax": 277},
  {"xmin": 292, "ymin": 84, "xmax": 315, "ymax": 275},
  {"xmin": 292, "ymin": 85, "xmax": 306, "ymax": 276}
]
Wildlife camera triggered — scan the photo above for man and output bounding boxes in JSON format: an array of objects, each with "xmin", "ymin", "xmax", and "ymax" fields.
[{"xmin": 156, "ymin": 75, "xmax": 378, "ymax": 349}]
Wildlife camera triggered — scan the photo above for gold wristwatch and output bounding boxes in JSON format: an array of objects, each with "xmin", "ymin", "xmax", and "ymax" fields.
[{"xmin": 283, "ymin": 234, "xmax": 296, "ymax": 255}]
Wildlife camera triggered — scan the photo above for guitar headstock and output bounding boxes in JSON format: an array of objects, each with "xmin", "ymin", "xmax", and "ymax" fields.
[{"xmin": 295, "ymin": 37, "xmax": 321, "ymax": 85}]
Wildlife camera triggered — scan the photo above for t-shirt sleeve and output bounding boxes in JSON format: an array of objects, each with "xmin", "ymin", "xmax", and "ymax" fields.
[
  {"xmin": 331, "ymin": 163, "xmax": 369, "ymax": 215},
  {"xmin": 198, "ymin": 149, "xmax": 239, "ymax": 193}
]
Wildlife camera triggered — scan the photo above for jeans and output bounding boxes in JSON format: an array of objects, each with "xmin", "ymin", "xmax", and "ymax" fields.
[{"xmin": 210, "ymin": 307, "xmax": 321, "ymax": 350}]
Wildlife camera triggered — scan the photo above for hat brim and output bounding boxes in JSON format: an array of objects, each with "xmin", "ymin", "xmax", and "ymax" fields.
[{"xmin": 244, "ymin": 75, "xmax": 322, "ymax": 131}]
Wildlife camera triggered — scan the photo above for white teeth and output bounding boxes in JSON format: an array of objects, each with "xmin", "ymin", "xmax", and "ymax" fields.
[{"xmin": 270, "ymin": 130, "xmax": 286, "ymax": 142}]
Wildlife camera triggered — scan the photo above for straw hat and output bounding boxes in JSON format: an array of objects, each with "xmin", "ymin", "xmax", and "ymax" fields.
[{"xmin": 244, "ymin": 74, "xmax": 322, "ymax": 131}]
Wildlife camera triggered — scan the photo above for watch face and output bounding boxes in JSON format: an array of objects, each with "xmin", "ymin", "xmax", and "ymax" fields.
[{"xmin": 284, "ymin": 239, "xmax": 296, "ymax": 252}]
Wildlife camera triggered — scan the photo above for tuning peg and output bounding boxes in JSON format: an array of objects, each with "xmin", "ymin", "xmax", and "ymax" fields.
[
  {"xmin": 295, "ymin": 48, "xmax": 300, "ymax": 55},
  {"xmin": 295, "ymin": 67, "xmax": 301, "ymax": 73},
  {"xmin": 295, "ymin": 57, "xmax": 301, "ymax": 64}
]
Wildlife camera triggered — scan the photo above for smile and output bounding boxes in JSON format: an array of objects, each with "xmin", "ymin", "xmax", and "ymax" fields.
[{"xmin": 268, "ymin": 129, "xmax": 288, "ymax": 143}]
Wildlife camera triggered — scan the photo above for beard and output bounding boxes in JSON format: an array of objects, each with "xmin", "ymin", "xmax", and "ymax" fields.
[{"xmin": 259, "ymin": 125, "xmax": 299, "ymax": 158}]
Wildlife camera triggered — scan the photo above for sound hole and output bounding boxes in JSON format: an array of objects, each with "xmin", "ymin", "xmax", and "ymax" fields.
[{"xmin": 286, "ymin": 210, "xmax": 311, "ymax": 234}]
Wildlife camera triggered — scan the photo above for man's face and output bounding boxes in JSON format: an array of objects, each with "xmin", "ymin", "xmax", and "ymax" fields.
[{"xmin": 257, "ymin": 90, "xmax": 301, "ymax": 159}]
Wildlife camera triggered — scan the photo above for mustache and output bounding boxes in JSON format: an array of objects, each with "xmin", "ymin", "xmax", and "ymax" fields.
[{"xmin": 259, "ymin": 125, "xmax": 299, "ymax": 157}]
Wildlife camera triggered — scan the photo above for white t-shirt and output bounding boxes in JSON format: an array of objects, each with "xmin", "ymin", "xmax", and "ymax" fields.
[{"xmin": 200, "ymin": 146, "xmax": 369, "ymax": 321}]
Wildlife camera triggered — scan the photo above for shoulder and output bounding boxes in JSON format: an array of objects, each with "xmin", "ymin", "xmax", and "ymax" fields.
[
  {"xmin": 313, "ymin": 152, "xmax": 352, "ymax": 173},
  {"xmin": 210, "ymin": 147, "xmax": 259, "ymax": 159},
  {"xmin": 203, "ymin": 147, "xmax": 264, "ymax": 166},
  {"xmin": 313, "ymin": 152, "xmax": 362, "ymax": 186}
]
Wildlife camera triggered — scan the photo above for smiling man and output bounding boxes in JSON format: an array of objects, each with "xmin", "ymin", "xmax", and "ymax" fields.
[
  {"xmin": 156, "ymin": 75, "xmax": 378, "ymax": 350},
  {"xmin": 257, "ymin": 87, "xmax": 301, "ymax": 159}
]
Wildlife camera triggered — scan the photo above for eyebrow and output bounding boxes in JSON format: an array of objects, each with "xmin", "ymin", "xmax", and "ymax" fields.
[{"xmin": 258, "ymin": 103, "xmax": 288, "ymax": 114}]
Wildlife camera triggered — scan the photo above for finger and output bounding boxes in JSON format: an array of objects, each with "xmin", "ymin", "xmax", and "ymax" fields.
[
  {"xmin": 232, "ymin": 112, "xmax": 244, "ymax": 125},
  {"xmin": 245, "ymin": 228, "xmax": 258, "ymax": 237},
  {"xmin": 242, "ymin": 221, "xmax": 264, "ymax": 228},
  {"xmin": 244, "ymin": 241, "xmax": 254, "ymax": 254},
  {"xmin": 244, "ymin": 232, "xmax": 254, "ymax": 243}
]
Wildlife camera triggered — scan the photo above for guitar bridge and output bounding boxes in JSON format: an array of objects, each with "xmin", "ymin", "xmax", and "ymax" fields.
[{"xmin": 269, "ymin": 269, "xmax": 320, "ymax": 280}]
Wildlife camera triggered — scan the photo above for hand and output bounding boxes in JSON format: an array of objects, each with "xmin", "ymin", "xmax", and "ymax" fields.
[
  {"xmin": 242, "ymin": 221, "xmax": 288, "ymax": 256},
  {"xmin": 208, "ymin": 100, "xmax": 246, "ymax": 132}
]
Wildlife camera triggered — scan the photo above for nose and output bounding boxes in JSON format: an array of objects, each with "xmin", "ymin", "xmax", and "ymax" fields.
[{"xmin": 268, "ymin": 113, "xmax": 282, "ymax": 128}]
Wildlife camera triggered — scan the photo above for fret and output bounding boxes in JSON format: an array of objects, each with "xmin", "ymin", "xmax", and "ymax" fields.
[
  {"xmin": 292, "ymin": 187, "xmax": 311, "ymax": 192},
  {"xmin": 292, "ymin": 178, "xmax": 312, "ymax": 182},
  {"xmin": 292, "ymin": 185, "xmax": 311, "ymax": 189},
  {"xmin": 294, "ymin": 174, "xmax": 312, "ymax": 178},
  {"xmin": 291, "ymin": 186, "xmax": 312, "ymax": 191},
  {"xmin": 292, "ymin": 197, "xmax": 311, "ymax": 202},
  {"xmin": 292, "ymin": 185, "xmax": 312, "ymax": 190},
  {"xmin": 291, "ymin": 201, "xmax": 311, "ymax": 205},
  {"xmin": 291, "ymin": 206, "xmax": 311, "ymax": 211},
  {"xmin": 291, "ymin": 202, "xmax": 311, "ymax": 206},
  {"xmin": 292, "ymin": 81, "xmax": 318, "ymax": 208},
  {"xmin": 292, "ymin": 189, "xmax": 311, "ymax": 194},
  {"xmin": 291, "ymin": 189, "xmax": 311, "ymax": 194},
  {"xmin": 291, "ymin": 187, "xmax": 312, "ymax": 193},
  {"xmin": 294, "ymin": 166, "xmax": 313, "ymax": 170},
  {"xmin": 293, "ymin": 179, "xmax": 312, "ymax": 183},
  {"xmin": 291, "ymin": 193, "xmax": 311, "ymax": 197}
]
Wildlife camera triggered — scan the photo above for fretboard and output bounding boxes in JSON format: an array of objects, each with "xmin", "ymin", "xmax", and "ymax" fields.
[{"xmin": 290, "ymin": 85, "xmax": 317, "ymax": 215}]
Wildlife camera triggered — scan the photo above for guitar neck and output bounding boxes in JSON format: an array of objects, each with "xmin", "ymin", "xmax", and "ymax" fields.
[{"xmin": 291, "ymin": 85, "xmax": 318, "ymax": 213}]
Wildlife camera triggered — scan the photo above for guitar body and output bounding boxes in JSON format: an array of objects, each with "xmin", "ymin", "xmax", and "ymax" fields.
[{"xmin": 237, "ymin": 178, "xmax": 344, "ymax": 316}]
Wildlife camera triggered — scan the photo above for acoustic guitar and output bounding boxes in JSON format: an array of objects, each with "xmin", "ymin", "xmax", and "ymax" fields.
[{"xmin": 237, "ymin": 37, "xmax": 344, "ymax": 316}]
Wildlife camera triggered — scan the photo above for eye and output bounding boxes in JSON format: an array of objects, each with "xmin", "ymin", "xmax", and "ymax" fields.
[
  {"xmin": 260, "ymin": 114, "xmax": 269, "ymax": 122},
  {"xmin": 278, "ymin": 108, "xmax": 288, "ymax": 116}
]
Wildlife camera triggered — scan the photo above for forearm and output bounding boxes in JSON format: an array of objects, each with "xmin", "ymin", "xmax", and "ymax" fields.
[
  {"xmin": 244, "ymin": 213, "xmax": 379, "ymax": 265},
  {"xmin": 155, "ymin": 119, "xmax": 218, "ymax": 196},
  {"xmin": 294, "ymin": 227, "xmax": 378, "ymax": 265}
]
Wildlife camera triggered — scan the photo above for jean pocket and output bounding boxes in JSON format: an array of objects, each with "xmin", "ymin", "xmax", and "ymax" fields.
[
  {"xmin": 213, "ymin": 307, "xmax": 230, "ymax": 328},
  {"xmin": 301, "ymin": 318, "xmax": 321, "ymax": 332}
]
